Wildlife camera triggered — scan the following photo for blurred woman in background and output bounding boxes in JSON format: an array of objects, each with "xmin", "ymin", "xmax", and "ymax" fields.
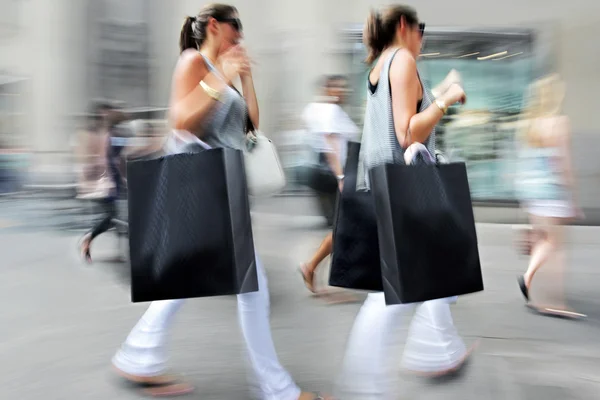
[
  {"xmin": 78, "ymin": 104, "xmax": 129, "ymax": 262},
  {"xmin": 516, "ymin": 73, "xmax": 586, "ymax": 319}
]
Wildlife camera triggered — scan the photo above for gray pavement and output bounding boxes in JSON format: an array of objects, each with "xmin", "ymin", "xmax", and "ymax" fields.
[{"xmin": 1, "ymin": 197, "xmax": 600, "ymax": 399}]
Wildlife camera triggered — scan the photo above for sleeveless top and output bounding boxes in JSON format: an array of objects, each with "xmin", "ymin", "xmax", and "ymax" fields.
[
  {"xmin": 516, "ymin": 146, "xmax": 566, "ymax": 201},
  {"xmin": 357, "ymin": 48, "xmax": 436, "ymax": 190},
  {"xmin": 168, "ymin": 53, "xmax": 248, "ymax": 154}
]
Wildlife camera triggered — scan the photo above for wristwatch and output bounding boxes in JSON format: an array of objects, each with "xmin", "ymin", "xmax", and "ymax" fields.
[{"xmin": 435, "ymin": 99, "xmax": 447, "ymax": 115}]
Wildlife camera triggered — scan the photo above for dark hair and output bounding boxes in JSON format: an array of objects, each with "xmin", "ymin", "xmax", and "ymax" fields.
[
  {"xmin": 325, "ymin": 75, "xmax": 347, "ymax": 88},
  {"xmin": 179, "ymin": 4, "xmax": 238, "ymax": 53},
  {"xmin": 364, "ymin": 5, "xmax": 418, "ymax": 63}
]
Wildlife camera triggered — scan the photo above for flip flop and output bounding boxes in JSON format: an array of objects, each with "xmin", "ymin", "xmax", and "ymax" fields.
[
  {"xmin": 526, "ymin": 304, "xmax": 587, "ymax": 320},
  {"xmin": 298, "ymin": 263, "xmax": 316, "ymax": 293},
  {"xmin": 406, "ymin": 340, "xmax": 480, "ymax": 379},
  {"xmin": 517, "ymin": 275, "xmax": 529, "ymax": 301},
  {"xmin": 78, "ymin": 234, "xmax": 92, "ymax": 264},
  {"xmin": 123, "ymin": 379, "xmax": 195, "ymax": 397}
]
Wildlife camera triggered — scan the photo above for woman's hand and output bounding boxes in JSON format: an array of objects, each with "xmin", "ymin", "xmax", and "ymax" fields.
[
  {"xmin": 441, "ymin": 83, "xmax": 466, "ymax": 105},
  {"xmin": 219, "ymin": 46, "xmax": 250, "ymax": 84}
]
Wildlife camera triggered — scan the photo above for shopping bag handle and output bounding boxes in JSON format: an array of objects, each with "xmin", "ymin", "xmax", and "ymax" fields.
[{"xmin": 403, "ymin": 143, "xmax": 436, "ymax": 165}]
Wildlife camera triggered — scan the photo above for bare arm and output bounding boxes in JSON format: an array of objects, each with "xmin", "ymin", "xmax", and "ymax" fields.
[
  {"xmin": 557, "ymin": 117, "xmax": 578, "ymax": 195},
  {"xmin": 169, "ymin": 50, "xmax": 229, "ymax": 134},
  {"xmin": 389, "ymin": 51, "xmax": 463, "ymax": 148},
  {"xmin": 389, "ymin": 51, "xmax": 443, "ymax": 148},
  {"xmin": 323, "ymin": 134, "xmax": 344, "ymax": 177},
  {"xmin": 241, "ymin": 74, "xmax": 259, "ymax": 130}
]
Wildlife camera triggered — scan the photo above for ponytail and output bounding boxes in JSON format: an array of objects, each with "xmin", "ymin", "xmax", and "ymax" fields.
[
  {"xmin": 363, "ymin": 5, "xmax": 419, "ymax": 64},
  {"xmin": 364, "ymin": 10, "xmax": 385, "ymax": 64},
  {"xmin": 179, "ymin": 16, "xmax": 198, "ymax": 53}
]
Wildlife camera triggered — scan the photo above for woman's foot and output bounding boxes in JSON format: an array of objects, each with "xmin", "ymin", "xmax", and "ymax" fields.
[
  {"xmin": 79, "ymin": 234, "xmax": 92, "ymax": 264},
  {"xmin": 517, "ymin": 275, "xmax": 529, "ymax": 301},
  {"xmin": 113, "ymin": 366, "xmax": 194, "ymax": 397},
  {"xmin": 526, "ymin": 303, "xmax": 587, "ymax": 320},
  {"xmin": 298, "ymin": 392, "xmax": 335, "ymax": 400},
  {"xmin": 407, "ymin": 340, "xmax": 480, "ymax": 378},
  {"xmin": 299, "ymin": 263, "xmax": 316, "ymax": 293}
]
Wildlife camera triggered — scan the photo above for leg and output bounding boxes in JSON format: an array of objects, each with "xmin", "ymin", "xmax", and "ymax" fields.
[
  {"xmin": 335, "ymin": 293, "xmax": 413, "ymax": 400},
  {"xmin": 113, "ymin": 299, "xmax": 185, "ymax": 377},
  {"xmin": 80, "ymin": 200, "xmax": 117, "ymax": 262},
  {"xmin": 522, "ymin": 215, "xmax": 559, "ymax": 290},
  {"xmin": 402, "ymin": 299, "xmax": 469, "ymax": 374},
  {"xmin": 300, "ymin": 232, "xmax": 333, "ymax": 293},
  {"xmin": 237, "ymin": 255, "xmax": 302, "ymax": 400}
]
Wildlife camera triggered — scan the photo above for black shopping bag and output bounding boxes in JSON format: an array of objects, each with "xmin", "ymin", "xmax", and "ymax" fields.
[
  {"xmin": 369, "ymin": 162, "xmax": 484, "ymax": 304},
  {"xmin": 127, "ymin": 148, "xmax": 258, "ymax": 302},
  {"xmin": 329, "ymin": 142, "xmax": 383, "ymax": 291}
]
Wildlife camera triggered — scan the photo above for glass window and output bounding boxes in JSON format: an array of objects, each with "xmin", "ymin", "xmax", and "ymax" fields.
[{"xmin": 346, "ymin": 29, "xmax": 535, "ymax": 201}]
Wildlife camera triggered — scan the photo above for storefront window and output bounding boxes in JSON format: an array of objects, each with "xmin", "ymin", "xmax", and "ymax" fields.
[{"xmin": 346, "ymin": 29, "xmax": 535, "ymax": 201}]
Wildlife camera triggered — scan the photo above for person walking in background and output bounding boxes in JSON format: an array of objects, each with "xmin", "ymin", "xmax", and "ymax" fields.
[
  {"xmin": 299, "ymin": 75, "xmax": 359, "ymax": 295},
  {"xmin": 78, "ymin": 105, "xmax": 129, "ymax": 263},
  {"xmin": 111, "ymin": 4, "xmax": 332, "ymax": 399},
  {"xmin": 516, "ymin": 73, "xmax": 586, "ymax": 319},
  {"xmin": 335, "ymin": 5, "xmax": 474, "ymax": 398}
]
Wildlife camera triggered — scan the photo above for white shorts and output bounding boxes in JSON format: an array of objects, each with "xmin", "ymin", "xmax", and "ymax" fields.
[{"xmin": 527, "ymin": 200, "xmax": 575, "ymax": 219}]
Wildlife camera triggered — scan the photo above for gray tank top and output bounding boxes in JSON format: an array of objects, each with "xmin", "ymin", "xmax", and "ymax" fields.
[
  {"xmin": 194, "ymin": 54, "xmax": 247, "ymax": 150},
  {"xmin": 357, "ymin": 48, "xmax": 436, "ymax": 190}
]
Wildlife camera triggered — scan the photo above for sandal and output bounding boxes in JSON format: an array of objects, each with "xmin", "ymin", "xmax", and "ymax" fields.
[
  {"xmin": 79, "ymin": 234, "xmax": 92, "ymax": 264},
  {"xmin": 298, "ymin": 263, "xmax": 316, "ymax": 293},
  {"xmin": 114, "ymin": 367, "xmax": 194, "ymax": 397},
  {"xmin": 526, "ymin": 304, "xmax": 586, "ymax": 320},
  {"xmin": 517, "ymin": 275, "xmax": 529, "ymax": 301},
  {"xmin": 299, "ymin": 392, "xmax": 335, "ymax": 400},
  {"xmin": 407, "ymin": 340, "xmax": 480, "ymax": 379}
]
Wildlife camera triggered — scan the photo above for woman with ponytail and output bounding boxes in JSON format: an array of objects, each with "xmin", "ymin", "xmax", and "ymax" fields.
[
  {"xmin": 110, "ymin": 4, "xmax": 331, "ymax": 399},
  {"xmin": 335, "ymin": 5, "xmax": 474, "ymax": 399}
]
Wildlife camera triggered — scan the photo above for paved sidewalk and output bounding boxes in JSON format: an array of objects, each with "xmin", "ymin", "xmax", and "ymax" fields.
[{"xmin": 1, "ymin": 199, "xmax": 600, "ymax": 399}]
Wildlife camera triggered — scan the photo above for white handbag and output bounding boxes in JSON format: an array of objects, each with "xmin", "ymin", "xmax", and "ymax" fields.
[{"xmin": 243, "ymin": 132, "xmax": 286, "ymax": 197}]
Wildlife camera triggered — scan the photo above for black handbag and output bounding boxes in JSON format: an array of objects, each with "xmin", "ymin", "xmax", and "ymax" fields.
[
  {"xmin": 126, "ymin": 147, "xmax": 258, "ymax": 302},
  {"xmin": 369, "ymin": 155, "xmax": 484, "ymax": 305},
  {"xmin": 297, "ymin": 152, "xmax": 338, "ymax": 194},
  {"xmin": 329, "ymin": 142, "xmax": 383, "ymax": 291}
]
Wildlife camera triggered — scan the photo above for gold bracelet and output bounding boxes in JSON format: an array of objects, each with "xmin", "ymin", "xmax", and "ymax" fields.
[
  {"xmin": 435, "ymin": 99, "xmax": 447, "ymax": 115},
  {"xmin": 200, "ymin": 80, "xmax": 222, "ymax": 102}
]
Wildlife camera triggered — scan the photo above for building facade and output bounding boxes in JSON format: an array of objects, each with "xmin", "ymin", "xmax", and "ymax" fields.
[{"xmin": 2, "ymin": 0, "xmax": 600, "ymax": 216}]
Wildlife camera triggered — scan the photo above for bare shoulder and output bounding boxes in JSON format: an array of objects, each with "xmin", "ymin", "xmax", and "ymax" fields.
[
  {"xmin": 389, "ymin": 48, "xmax": 417, "ymax": 79},
  {"xmin": 175, "ymin": 49, "xmax": 208, "ymax": 77}
]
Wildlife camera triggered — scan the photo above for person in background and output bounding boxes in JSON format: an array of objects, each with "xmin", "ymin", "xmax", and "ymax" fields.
[
  {"xmin": 78, "ymin": 105, "xmax": 129, "ymax": 262},
  {"xmin": 516, "ymin": 73, "xmax": 586, "ymax": 319},
  {"xmin": 299, "ymin": 75, "xmax": 359, "ymax": 296}
]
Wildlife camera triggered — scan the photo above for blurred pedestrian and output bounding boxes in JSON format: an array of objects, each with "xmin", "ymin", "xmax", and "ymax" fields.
[
  {"xmin": 110, "ymin": 4, "xmax": 332, "ymax": 399},
  {"xmin": 516, "ymin": 73, "xmax": 586, "ymax": 319},
  {"xmin": 78, "ymin": 105, "xmax": 129, "ymax": 262},
  {"xmin": 334, "ymin": 5, "xmax": 475, "ymax": 398},
  {"xmin": 299, "ymin": 75, "xmax": 358, "ymax": 299}
]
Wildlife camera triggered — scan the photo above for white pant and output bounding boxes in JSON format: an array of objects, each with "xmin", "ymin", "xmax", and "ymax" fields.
[
  {"xmin": 335, "ymin": 293, "xmax": 466, "ymax": 400},
  {"xmin": 112, "ymin": 256, "xmax": 301, "ymax": 400}
]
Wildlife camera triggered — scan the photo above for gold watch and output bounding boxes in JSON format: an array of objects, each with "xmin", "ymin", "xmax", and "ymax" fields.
[
  {"xmin": 200, "ymin": 80, "xmax": 222, "ymax": 102},
  {"xmin": 435, "ymin": 99, "xmax": 447, "ymax": 115}
]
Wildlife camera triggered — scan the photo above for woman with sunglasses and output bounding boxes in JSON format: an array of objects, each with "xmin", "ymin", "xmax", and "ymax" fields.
[
  {"xmin": 335, "ymin": 5, "xmax": 474, "ymax": 398},
  {"xmin": 110, "ymin": 4, "xmax": 331, "ymax": 399}
]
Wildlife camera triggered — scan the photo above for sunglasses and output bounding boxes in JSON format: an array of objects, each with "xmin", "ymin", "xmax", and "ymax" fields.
[
  {"xmin": 418, "ymin": 22, "xmax": 425, "ymax": 38},
  {"xmin": 218, "ymin": 17, "xmax": 243, "ymax": 32}
]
